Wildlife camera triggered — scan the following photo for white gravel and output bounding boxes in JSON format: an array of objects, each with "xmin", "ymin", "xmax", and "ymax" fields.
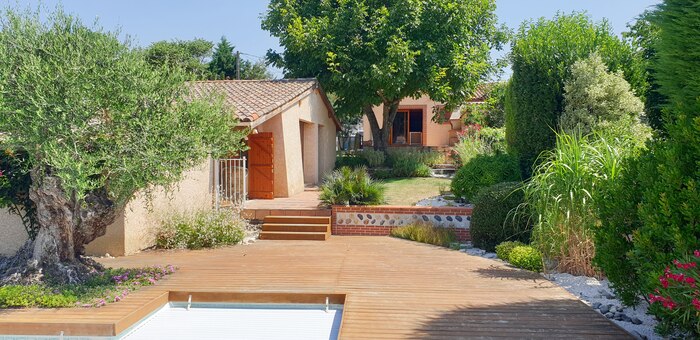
[
  {"xmin": 546, "ymin": 272, "xmax": 659, "ymax": 340},
  {"xmin": 415, "ymin": 195, "xmax": 471, "ymax": 207},
  {"xmin": 460, "ymin": 243, "xmax": 660, "ymax": 340}
]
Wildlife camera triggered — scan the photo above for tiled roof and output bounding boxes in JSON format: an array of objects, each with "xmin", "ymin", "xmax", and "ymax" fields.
[
  {"xmin": 466, "ymin": 83, "xmax": 495, "ymax": 103},
  {"xmin": 187, "ymin": 79, "xmax": 321, "ymax": 123}
]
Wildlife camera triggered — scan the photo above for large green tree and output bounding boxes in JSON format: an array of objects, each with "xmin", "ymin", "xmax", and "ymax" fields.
[
  {"xmin": 505, "ymin": 12, "xmax": 645, "ymax": 177},
  {"xmin": 209, "ymin": 37, "xmax": 271, "ymax": 80},
  {"xmin": 263, "ymin": 0, "xmax": 506, "ymax": 151},
  {"xmin": 209, "ymin": 37, "xmax": 237, "ymax": 79},
  {"xmin": 144, "ymin": 38, "xmax": 214, "ymax": 79},
  {"xmin": 624, "ymin": 10, "xmax": 666, "ymax": 133},
  {"xmin": 0, "ymin": 9, "xmax": 245, "ymax": 284}
]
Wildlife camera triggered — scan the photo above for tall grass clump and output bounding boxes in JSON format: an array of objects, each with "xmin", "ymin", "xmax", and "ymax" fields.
[
  {"xmin": 319, "ymin": 167, "xmax": 385, "ymax": 205},
  {"xmin": 390, "ymin": 222, "xmax": 457, "ymax": 247},
  {"xmin": 156, "ymin": 209, "xmax": 247, "ymax": 250},
  {"xmin": 524, "ymin": 132, "xmax": 636, "ymax": 276},
  {"xmin": 386, "ymin": 148, "xmax": 442, "ymax": 177}
]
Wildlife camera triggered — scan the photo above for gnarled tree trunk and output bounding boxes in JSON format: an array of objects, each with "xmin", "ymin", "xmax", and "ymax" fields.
[{"xmin": 0, "ymin": 171, "xmax": 117, "ymax": 285}]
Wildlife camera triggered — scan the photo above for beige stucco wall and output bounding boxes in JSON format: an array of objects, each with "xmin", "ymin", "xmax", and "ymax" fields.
[
  {"xmin": 0, "ymin": 160, "xmax": 214, "ymax": 258},
  {"xmin": 0, "ymin": 209, "xmax": 29, "ymax": 256},
  {"xmin": 86, "ymin": 160, "xmax": 214, "ymax": 256},
  {"xmin": 362, "ymin": 95, "xmax": 452, "ymax": 147},
  {"xmin": 256, "ymin": 90, "xmax": 337, "ymax": 198}
]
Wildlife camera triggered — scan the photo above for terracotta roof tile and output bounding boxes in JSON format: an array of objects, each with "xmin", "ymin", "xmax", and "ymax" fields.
[{"xmin": 187, "ymin": 79, "xmax": 319, "ymax": 122}]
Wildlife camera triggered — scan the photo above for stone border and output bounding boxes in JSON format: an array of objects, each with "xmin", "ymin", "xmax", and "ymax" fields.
[{"xmin": 331, "ymin": 205, "xmax": 472, "ymax": 241}]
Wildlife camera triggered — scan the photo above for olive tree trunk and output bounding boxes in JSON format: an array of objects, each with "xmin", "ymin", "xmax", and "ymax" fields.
[
  {"xmin": 364, "ymin": 101, "xmax": 400, "ymax": 152},
  {"xmin": 0, "ymin": 171, "xmax": 116, "ymax": 285}
]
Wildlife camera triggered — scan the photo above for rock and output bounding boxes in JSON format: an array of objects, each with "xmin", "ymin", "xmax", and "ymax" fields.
[
  {"xmin": 598, "ymin": 289, "xmax": 615, "ymax": 299},
  {"xmin": 483, "ymin": 253, "xmax": 497, "ymax": 259},
  {"xmin": 631, "ymin": 317, "xmax": 643, "ymax": 325},
  {"xmin": 599, "ymin": 305, "xmax": 610, "ymax": 314},
  {"xmin": 622, "ymin": 315, "xmax": 632, "ymax": 323},
  {"xmin": 614, "ymin": 312, "xmax": 623, "ymax": 321},
  {"xmin": 592, "ymin": 302, "xmax": 602, "ymax": 309},
  {"xmin": 609, "ymin": 306, "xmax": 617, "ymax": 313},
  {"xmin": 604, "ymin": 312, "xmax": 614, "ymax": 319}
]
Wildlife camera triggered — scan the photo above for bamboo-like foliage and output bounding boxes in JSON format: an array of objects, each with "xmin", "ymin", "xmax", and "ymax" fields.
[{"xmin": 525, "ymin": 132, "xmax": 633, "ymax": 276}]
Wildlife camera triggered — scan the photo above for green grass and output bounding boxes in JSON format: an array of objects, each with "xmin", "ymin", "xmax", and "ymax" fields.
[
  {"xmin": 381, "ymin": 177, "xmax": 451, "ymax": 206},
  {"xmin": 0, "ymin": 266, "xmax": 175, "ymax": 308},
  {"xmin": 390, "ymin": 223, "xmax": 458, "ymax": 247}
]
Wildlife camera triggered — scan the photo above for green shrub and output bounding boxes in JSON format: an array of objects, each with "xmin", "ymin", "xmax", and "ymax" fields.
[
  {"xmin": 506, "ymin": 12, "xmax": 645, "ymax": 178},
  {"xmin": 390, "ymin": 222, "xmax": 457, "ymax": 247},
  {"xmin": 451, "ymin": 153, "xmax": 520, "ymax": 202},
  {"xmin": 356, "ymin": 149, "xmax": 386, "ymax": 167},
  {"xmin": 335, "ymin": 154, "xmax": 368, "ymax": 169},
  {"xmin": 452, "ymin": 127, "xmax": 507, "ymax": 167},
  {"xmin": 386, "ymin": 148, "xmax": 440, "ymax": 177},
  {"xmin": 370, "ymin": 168, "xmax": 393, "ymax": 179},
  {"xmin": 319, "ymin": 167, "xmax": 385, "ymax": 206},
  {"xmin": 507, "ymin": 245, "xmax": 543, "ymax": 272},
  {"xmin": 495, "ymin": 241, "xmax": 525, "ymax": 260},
  {"xmin": 470, "ymin": 182, "xmax": 530, "ymax": 252},
  {"xmin": 156, "ymin": 209, "xmax": 246, "ymax": 250},
  {"xmin": 592, "ymin": 0, "xmax": 700, "ymax": 310}
]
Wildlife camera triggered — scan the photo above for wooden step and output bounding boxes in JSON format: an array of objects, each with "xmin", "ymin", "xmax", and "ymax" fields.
[
  {"xmin": 259, "ymin": 231, "xmax": 330, "ymax": 241},
  {"xmin": 263, "ymin": 216, "xmax": 331, "ymax": 224},
  {"xmin": 262, "ymin": 223, "xmax": 330, "ymax": 233}
]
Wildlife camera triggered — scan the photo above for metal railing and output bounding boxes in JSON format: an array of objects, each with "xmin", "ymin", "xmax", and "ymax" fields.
[{"xmin": 214, "ymin": 157, "xmax": 247, "ymax": 210}]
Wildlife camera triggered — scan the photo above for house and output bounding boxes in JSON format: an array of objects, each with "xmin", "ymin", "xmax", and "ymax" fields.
[
  {"xmin": 189, "ymin": 78, "xmax": 340, "ymax": 199},
  {"xmin": 361, "ymin": 86, "xmax": 490, "ymax": 148},
  {"xmin": 0, "ymin": 78, "xmax": 339, "ymax": 257}
]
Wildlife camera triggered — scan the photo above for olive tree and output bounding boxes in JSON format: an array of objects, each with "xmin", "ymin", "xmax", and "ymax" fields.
[
  {"xmin": 263, "ymin": 0, "xmax": 506, "ymax": 151},
  {"xmin": 0, "ymin": 9, "xmax": 246, "ymax": 284}
]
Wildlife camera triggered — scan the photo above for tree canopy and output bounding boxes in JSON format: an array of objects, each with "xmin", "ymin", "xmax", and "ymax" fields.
[
  {"xmin": 144, "ymin": 38, "xmax": 214, "ymax": 79},
  {"xmin": 209, "ymin": 37, "xmax": 237, "ymax": 79},
  {"xmin": 0, "ymin": 8, "xmax": 246, "ymax": 283},
  {"xmin": 263, "ymin": 0, "xmax": 506, "ymax": 150},
  {"xmin": 505, "ymin": 12, "xmax": 645, "ymax": 177}
]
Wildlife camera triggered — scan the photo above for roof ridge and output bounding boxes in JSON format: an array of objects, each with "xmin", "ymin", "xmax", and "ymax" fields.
[{"xmin": 188, "ymin": 78, "xmax": 317, "ymax": 84}]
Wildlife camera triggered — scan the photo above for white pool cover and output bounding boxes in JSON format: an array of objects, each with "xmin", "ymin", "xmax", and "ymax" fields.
[{"xmin": 120, "ymin": 303, "xmax": 343, "ymax": 340}]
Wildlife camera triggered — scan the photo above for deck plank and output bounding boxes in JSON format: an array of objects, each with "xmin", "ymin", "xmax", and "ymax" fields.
[{"xmin": 0, "ymin": 237, "xmax": 631, "ymax": 339}]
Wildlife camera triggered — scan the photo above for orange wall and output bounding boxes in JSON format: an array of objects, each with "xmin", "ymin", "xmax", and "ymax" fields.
[{"xmin": 362, "ymin": 95, "xmax": 452, "ymax": 147}]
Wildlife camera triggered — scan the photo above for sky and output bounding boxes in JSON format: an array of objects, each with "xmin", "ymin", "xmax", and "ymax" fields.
[{"xmin": 0, "ymin": 0, "xmax": 661, "ymax": 79}]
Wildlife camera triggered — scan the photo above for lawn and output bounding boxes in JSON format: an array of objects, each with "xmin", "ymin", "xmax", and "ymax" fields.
[{"xmin": 381, "ymin": 177, "xmax": 451, "ymax": 206}]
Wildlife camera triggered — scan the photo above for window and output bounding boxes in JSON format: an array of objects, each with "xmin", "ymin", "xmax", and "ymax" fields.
[{"xmin": 390, "ymin": 109, "xmax": 423, "ymax": 145}]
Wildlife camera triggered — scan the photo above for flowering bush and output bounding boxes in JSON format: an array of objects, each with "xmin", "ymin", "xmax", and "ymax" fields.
[
  {"xmin": 648, "ymin": 251, "xmax": 700, "ymax": 337},
  {"xmin": 156, "ymin": 209, "xmax": 247, "ymax": 249},
  {"xmin": 0, "ymin": 265, "xmax": 176, "ymax": 308}
]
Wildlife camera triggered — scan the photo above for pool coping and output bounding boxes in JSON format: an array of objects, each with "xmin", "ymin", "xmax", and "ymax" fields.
[{"xmin": 0, "ymin": 291, "xmax": 348, "ymax": 338}]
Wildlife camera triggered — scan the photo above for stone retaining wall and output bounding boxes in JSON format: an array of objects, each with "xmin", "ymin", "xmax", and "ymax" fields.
[{"xmin": 332, "ymin": 206, "xmax": 472, "ymax": 241}]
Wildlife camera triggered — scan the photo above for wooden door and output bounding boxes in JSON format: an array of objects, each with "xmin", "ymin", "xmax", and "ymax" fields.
[{"xmin": 248, "ymin": 132, "xmax": 274, "ymax": 199}]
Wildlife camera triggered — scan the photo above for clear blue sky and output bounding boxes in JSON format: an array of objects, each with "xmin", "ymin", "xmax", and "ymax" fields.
[{"xmin": 1, "ymin": 0, "xmax": 661, "ymax": 78}]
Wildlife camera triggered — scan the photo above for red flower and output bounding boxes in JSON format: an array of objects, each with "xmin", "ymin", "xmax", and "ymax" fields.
[
  {"xmin": 694, "ymin": 250, "xmax": 700, "ymax": 258},
  {"xmin": 685, "ymin": 277, "xmax": 696, "ymax": 287},
  {"xmin": 660, "ymin": 277, "xmax": 670, "ymax": 288},
  {"xmin": 693, "ymin": 298, "xmax": 700, "ymax": 311}
]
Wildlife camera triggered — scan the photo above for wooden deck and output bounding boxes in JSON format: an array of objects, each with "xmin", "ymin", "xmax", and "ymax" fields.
[{"xmin": 0, "ymin": 237, "xmax": 631, "ymax": 339}]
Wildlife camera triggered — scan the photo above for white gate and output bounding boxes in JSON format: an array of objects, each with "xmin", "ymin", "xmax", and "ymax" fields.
[{"xmin": 214, "ymin": 157, "xmax": 247, "ymax": 210}]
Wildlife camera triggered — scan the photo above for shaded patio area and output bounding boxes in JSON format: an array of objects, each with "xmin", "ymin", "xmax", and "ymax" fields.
[{"xmin": 0, "ymin": 237, "xmax": 630, "ymax": 338}]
